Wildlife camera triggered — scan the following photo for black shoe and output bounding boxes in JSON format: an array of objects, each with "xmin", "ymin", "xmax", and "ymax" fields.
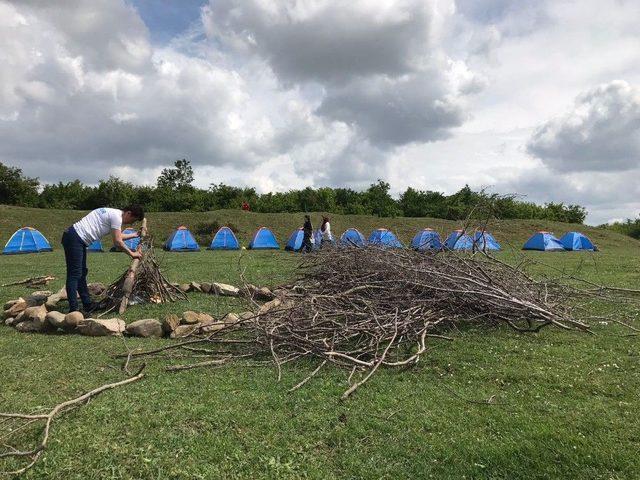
[{"xmin": 82, "ymin": 302, "xmax": 100, "ymax": 315}]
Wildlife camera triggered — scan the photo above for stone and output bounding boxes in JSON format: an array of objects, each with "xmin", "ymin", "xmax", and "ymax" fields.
[
  {"xmin": 45, "ymin": 288, "xmax": 67, "ymax": 310},
  {"xmin": 178, "ymin": 284, "xmax": 191, "ymax": 293},
  {"xmin": 239, "ymin": 311, "xmax": 255, "ymax": 320},
  {"xmin": 200, "ymin": 321, "xmax": 225, "ymax": 334},
  {"xmin": 181, "ymin": 311, "xmax": 201, "ymax": 324},
  {"xmin": 244, "ymin": 284, "xmax": 274, "ymax": 301},
  {"xmin": 5, "ymin": 317, "xmax": 16, "ymax": 326},
  {"xmin": 126, "ymin": 319, "xmax": 163, "ymax": 338},
  {"xmin": 27, "ymin": 290, "xmax": 52, "ymax": 305},
  {"xmin": 200, "ymin": 282, "xmax": 212, "ymax": 294},
  {"xmin": 190, "ymin": 282, "xmax": 202, "ymax": 292},
  {"xmin": 15, "ymin": 305, "xmax": 50, "ymax": 332},
  {"xmin": 45, "ymin": 311, "xmax": 66, "ymax": 329},
  {"xmin": 78, "ymin": 318, "xmax": 125, "ymax": 336},
  {"xmin": 63, "ymin": 311, "xmax": 84, "ymax": 330},
  {"xmin": 162, "ymin": 314, "xmax": 181, "ymax": 334},
  {"xmin": 3, "ymin": 299, "xmax": 20, "ymax": 310},
  {"xmin": 212, "ymin": 282, "xmax": 240, "ymax": 297},
  {"xmin": 221, "ymin": 313, "xmax": 239, "ymax": 325},
  {"xmin": 180, "ymin": 311, "xmax": 213, "ymax": 325},
  {"xmin": 258, "ymin": 298, "xmax": 282, "ymax": 315},
  {"xmin": 170, "ymin": 324, "xmax": 199, "ymax": 339},
  {"xmin": 4, "ymin": 298, "xmax": 27, "ymax": 319},
  {"xmin": 87, "ymin": 283, "xmax": 106, "ymax": 296}
]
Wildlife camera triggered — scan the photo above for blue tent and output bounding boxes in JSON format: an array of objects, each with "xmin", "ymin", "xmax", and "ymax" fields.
[
  {"xmin": 559, "ymin": 231, "xmax": 597, "ymax": 251},
  {"xmin": 522, "ymin": 232, "xmax": 565, "ymax": 251},
  {"xmin": 444, "ymin": 230, "xmax": 474, "ymax": 251},
  {"xmin": 3, "ymin": 227, "xmax": 53, "ymax": 255},
  {"xmin": 87, "ymin": 239, "xmax": 104, "ymax": 252},
  {"xmin": 368, "ymin": 228, "xmax": 403, "ymax": 248},
  {"xmin": 411, "ymin": 228, "xmax": 442, "ymax": 251},
  {"xmin": 164, "ymin": 226, "xmax": 200, "ymax": 252},
  {"xmin": 473, "ymin": 231, "xmax": 501, "ymax": 251},
  {"xmin": 340, "ymin": 228, "xmax": 366, "ymax": 247},
  {"xmin": 285, "ymin": 228, "xmax": 305, "ymax": 251},
  {"xmin": 110, "ymin": 228, "xmax": 140, "ymax": 252},
  {"xmin": 209, "ymin": 226, "xmax": 240, "ymax": 250},
  {"xmin": 248, "ymin": 227, "xmax": 280, "ymax": 250}
]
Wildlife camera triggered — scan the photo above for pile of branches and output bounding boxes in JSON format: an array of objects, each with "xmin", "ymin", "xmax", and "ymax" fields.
[
  {"xmin": 99, "ymin": 237, "xmax": 186, "ymax": 313},
  {"xmin": 127, "ymin": 246, "xmax": 638, "ymax": 398}
]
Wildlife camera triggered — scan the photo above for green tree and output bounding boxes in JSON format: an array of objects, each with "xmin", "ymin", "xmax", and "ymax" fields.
[
  {"xmin": 363, "ymin": 180, "xmax": 401, "ymax": 217},
  {"xmin": 0, "ymin": 162, "xmax": 39, "ymax": 206},
  {"xmin": 157, "ymin": 159, "xmax": 194, "ymax": 190}
]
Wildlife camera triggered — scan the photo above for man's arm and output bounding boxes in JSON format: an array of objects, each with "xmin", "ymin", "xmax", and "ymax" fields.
[
  {"xmin": 121, "ymin": 231, "xmax": 139, "ymax": 241},
  {"xmin": 112, "ymin": 229, "xmax": 142, "ymax": 259}
]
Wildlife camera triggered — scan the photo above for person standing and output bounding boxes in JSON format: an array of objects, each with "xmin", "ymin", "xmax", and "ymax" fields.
[
  {"xmin": 320, "ymin": 215, "xmax": 333, "ymax": 247},
  {"xmin": 300, "ymin": 215, "xmax": 313, "ymax": 253},
  {"xmin": 62, "ymin": 205, "xmax": 144, "ymax": 313}
]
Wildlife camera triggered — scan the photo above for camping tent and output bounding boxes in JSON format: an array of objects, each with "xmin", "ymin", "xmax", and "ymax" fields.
[
  {"xmin": 411, "ymin": 228, "xmax": 442, "ymax": 251},
  {"xmin": 444, "ymin": 230, "xmax": 474, "ymax": 251},
  {"xmin": 340, "ymin": 228, "xmax": 366, "ymax": 247},
  {"xmin": 559, "ymin": 231, "xmax": 597, "ymax": 251},
  {"xmin": 368, "ymin": 228, "xmax": 403, "ymax": 248},
  {"xmin": 522, "ymin": 232, "xmax": 565, "ymax": 251},
  {"xmin": 110, "ymin": 228, "xmax": 140, "ymax": 252},
  {"xmin": 473, "ymin": 231, "xmax": 501, "ymax": 251},
  {"xmin": 248, "ymin": 227, "xmax": 280, "ymax": 250},
  {"xmin": 285, "ymin": 228, "xmax": 305, "ymax": 251},
  {"xmin": 208, "ymin": 226, "xmax": 240, "ymax": 250},
  {"xmin": 87, "ymin": 239, "xmax": 104, "ymax": 252},
  {"xmin": 164, "ymin": 226, "xmax": 200, "ymax": 251},
  {"xmin": 3, "ymin": 227, "xmax": 53, "ymax": 255}
]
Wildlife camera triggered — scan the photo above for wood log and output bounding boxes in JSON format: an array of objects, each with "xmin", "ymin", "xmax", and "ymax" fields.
[{"xmin": 118, "ymin": 218, "xmax": 147, "ymax": 314}]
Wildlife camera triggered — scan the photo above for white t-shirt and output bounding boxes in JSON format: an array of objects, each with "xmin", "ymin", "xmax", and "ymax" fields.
[
  {"xmin": 73, "ymin": 208, "xmax": 123, "ymax": 245},
  {"xmin": 321, "ymin": 222, "xmax": 333, "ymax": 241}
]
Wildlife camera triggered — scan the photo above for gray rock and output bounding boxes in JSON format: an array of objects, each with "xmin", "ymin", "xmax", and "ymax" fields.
[
  {"xmin": 222, "ymin": 313, "xmax": 240, "ymax": 325},
  {"xmin": 239, "ymin": 311, "xmax": 255, "ymax": 320},
  {"xmin": 126, "ymin": 319, "xmax": 163, "ymax": 338},
  {"xmin": 5, "ymin": 317, "xmax": 16, "ymax": 326},
  {"xmin": 190, "ymin": 282, "xmax": 202, "ymax": 292},
  {"xmin": 3, "ymin": 299, "xmax": 20, "ymax": 310},
  {"xmin": 200, "ymin": 282, "xmax": 212, "ymax": 294},
  {"xmin": 3, "ymin": 299, "xmax": 27, "ymax": 319},
  {"xmin": 170, "ymin": 324, "xmax": 199, "ymax": 338},
  {"xmin": 212, "ymin": 282, "xmax": 240, "ymax": 297},
  {"xmin": 27, "ymin": 290, "xmax": 52, "ymax": 305},
  {"xmin": 162, "ymin": 314, "xmax": 181, "ymax": 334},
  {"xmin": 77, "ymin": 318, "xmax": 125, "ymax": 336},
  {"xmin": 15, "ymin": 305, "xmax": 50, "ymax": 332},
  {"xmin": 45, "ymin": 311, "xmax": 66, "ymax": 329},
  {"xmin": 181, "ymin": 311, "xmax": 213, "ymax": 325},
  {"xmin": 63, "ymin": 311, "xmax": 84, "ymax": 330},
  {"xmin": 178, "ymin": 284, "xmax": 191, "ymax": 293}
]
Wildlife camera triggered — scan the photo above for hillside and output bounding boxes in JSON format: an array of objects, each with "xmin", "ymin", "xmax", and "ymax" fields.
[{"xmin": 0, "ymin": 204, "xmax": 635, "ymax": 251}]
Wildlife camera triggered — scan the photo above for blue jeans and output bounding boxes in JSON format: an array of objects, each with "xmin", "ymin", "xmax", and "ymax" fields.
[{"xmin": 61, "ymin": 226, "xmax": 91, "ymax": 312}]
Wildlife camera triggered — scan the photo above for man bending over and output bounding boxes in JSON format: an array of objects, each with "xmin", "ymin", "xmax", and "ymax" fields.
[{"xmin": 62, "ymin": 205, "xmax": 144, "ymax": 313}]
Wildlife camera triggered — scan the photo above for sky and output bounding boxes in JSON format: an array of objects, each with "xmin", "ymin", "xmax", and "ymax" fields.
[{"xmin": 1, "ymin": 0, "xmax": 639, "ymax": 224}]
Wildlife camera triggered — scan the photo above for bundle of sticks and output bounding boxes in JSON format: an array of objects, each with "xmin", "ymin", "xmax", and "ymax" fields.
[
  {"xmin": 99, "ymin": 236, "xmax": 186, "ymax": 314},
  {"xmin": 128, "ymin": 246, "xmax": 639, "ymax": 398}
]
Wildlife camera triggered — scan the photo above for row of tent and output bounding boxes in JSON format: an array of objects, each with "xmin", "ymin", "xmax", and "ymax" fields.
[{"xmin": 2, "ymin": 226, "xmax": 597, "ymax": 254}]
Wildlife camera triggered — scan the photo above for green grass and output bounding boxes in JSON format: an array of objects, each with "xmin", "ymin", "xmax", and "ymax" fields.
[{"xmin": 1, "ymin": 206, "xmax": 640, "ymax": 479}]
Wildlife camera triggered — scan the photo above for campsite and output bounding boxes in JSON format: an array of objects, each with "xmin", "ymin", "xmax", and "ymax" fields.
[{"xmin": 1, "ymin": 204, "xmax": 639, "ymax": 478}]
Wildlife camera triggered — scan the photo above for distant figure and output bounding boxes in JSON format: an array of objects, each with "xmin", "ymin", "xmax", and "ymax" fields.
[
  {"xmin": 241, "ymin": 201, "xmax": 250, "ymax": 211},
  {"xmin": 320, "ymin": 215, "xmax": 333, "ymax": 247},
  {"xmin": 300, "ymin": 215, "xmax": 313, "ymax": 253}
]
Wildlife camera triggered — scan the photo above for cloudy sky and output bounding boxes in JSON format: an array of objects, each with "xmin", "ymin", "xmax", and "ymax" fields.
[{"xmin": 1, "ymin": 0, "xmax": 639, "ymax": 224}]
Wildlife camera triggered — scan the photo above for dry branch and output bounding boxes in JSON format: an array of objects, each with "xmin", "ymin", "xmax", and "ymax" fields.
[{"xmin": 0, "ymin": 366, "xmax": 145, "ymax": 475}]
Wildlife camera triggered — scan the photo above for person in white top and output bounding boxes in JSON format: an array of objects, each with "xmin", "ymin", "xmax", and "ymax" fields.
[
  {"xmin": 61, "ymin": 205, "xmax": 144, "ymax": 313},
  {"xmin": 320, "ymin": 216, "xmax": 334, "ymax": 246}
]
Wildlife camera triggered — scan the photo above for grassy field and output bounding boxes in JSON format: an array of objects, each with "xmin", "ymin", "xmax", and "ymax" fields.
[{"xmin": 1, "ymin": 206, "xmax": 640, "ymax": 479}]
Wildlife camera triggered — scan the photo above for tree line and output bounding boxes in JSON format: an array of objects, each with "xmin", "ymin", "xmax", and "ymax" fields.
[{"xmin": 0, "ymin": 160, "xmax": 587, "ymax": 223}]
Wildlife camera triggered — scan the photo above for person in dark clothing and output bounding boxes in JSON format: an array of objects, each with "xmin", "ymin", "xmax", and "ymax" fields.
[
  {"xmin": 62, "ymin": 205, "xmax": 144, "ymax": 313},
  {"xmin": 300, "ymin": 215, "xmax": 313, "ymax": 253}
]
